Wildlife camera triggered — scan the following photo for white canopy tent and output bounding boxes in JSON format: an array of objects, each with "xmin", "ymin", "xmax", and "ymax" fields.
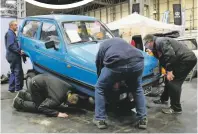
[{"xmin": 107, "ymin": 13, "xmax": 184, "ymax": 37}]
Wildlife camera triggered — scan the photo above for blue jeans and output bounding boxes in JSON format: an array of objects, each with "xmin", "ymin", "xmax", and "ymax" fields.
[{"xmin": 95, "ymin": 61, "xmax": 147, "ymax": 120}]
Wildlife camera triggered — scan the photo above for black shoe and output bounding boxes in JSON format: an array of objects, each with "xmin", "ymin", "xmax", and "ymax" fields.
[
  {"xmin": 162, "ymin": 107, "xmax": 182, "ymax": 114},
  {"xmin": 1, "ymin": 74, "xmax": 9, "ymax": 84},
  {"xmin": 13, "ymin": 95, "xmax": 23, "ymax": 110},
  {"xmin": 153, "ymin": 99, "xmax": 168, "ymax": 104},
  {"xmin": 93, "ymin": 119, "xmax": 108, "ymax": 129},
  {"xmin": 15, "ymin": 89, "xmax": 23, "ymax": 92},
  {"xmin": 136, "ymin": 117, "xmax": 148, "ymax": 129},
  {"xmin": 8, "ymin": 90, "xmax": 15, "ymax": 93}
]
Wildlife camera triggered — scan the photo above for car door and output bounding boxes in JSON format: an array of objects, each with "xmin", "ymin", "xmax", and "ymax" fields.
[{"xmin": 35, "ymin": 20, "xmax": 68, "ymax": 76}]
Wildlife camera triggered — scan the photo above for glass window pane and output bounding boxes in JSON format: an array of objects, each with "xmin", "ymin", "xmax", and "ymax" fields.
[
  {"xmin": 62, "ymin": 21, "xmax": 113, "ymax": 44},
  {"xmin": 40, "ymin": 22, "xmax": 60, "ymax": 46},
  {"xmin": 22, "ymin": 21, "xmax": 40, "ymax": 38},
  {"xmin": 179, "ymin": 39, "xmax": 197, "ymax": 50}
]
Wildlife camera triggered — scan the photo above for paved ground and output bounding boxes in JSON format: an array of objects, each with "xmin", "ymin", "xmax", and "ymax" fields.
[{"xmin": 1, "ymin": 78, "xmax": 197, "ymax": 133}]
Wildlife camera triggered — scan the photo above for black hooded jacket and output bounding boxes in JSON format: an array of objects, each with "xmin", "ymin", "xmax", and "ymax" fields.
[
  {"xmin": 153, "ymin": 36, "xmax": 197, "ymax": 71},
  {"xmin": 30, "ymin": 74, "xmax": 72, "ymax": 117}
]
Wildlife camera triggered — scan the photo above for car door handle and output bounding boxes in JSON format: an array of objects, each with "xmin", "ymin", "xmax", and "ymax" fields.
[{"xmin": 34, "ymin": 45, "xmax": 40, "ymax": 49}]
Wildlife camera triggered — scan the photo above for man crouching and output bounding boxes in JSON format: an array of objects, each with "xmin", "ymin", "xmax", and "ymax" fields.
[{"xmin": 13, "ymin": 74, "xmax": 79, "ymax": 118}]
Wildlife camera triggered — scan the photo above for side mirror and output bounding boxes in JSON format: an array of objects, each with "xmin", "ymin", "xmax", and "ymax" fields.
[
  {"xmin": 110, "ymin": 29, "xmax": 119, "ymax": 37},
  {"xmin": 45, "ymin": 40, "xmax": 58, "ymax": 50}
]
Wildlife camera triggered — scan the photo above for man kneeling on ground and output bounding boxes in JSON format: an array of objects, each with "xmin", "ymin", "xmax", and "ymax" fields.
[{"xmin": 13, "ymin": 74, "xmax": 79, "ymax": 118}]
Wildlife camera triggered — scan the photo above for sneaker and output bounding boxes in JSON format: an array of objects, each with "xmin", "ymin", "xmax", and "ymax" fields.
[
  {"xmin": 93, "ymin": 118, "xmax": 108, "ymax": 129},
  {"xmin": 153, "ymin": 99, "xmax": 168, "ymax": 104},
  {"xmin": 162, "ymin": 107, "xmax": 182, "ymax": 114},
  {"xmin": 8, "ymin": 90, "xmax": 15, "ymax": 93},
  {"xmin": 13, "ymin": 95, "xmax": 23, "ymax": 110},
  {"xmin": 136, "ymin": 117, "xmax": 148, "ymax": 129}
]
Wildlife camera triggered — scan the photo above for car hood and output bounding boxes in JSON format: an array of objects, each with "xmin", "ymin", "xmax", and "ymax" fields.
[
  {"xmin": 68, "ymin": 42, "xmax": 159, "ymax": 76},
  {"xmin": 68, "ymin": 42, "xmax": 100, "ymax": 71}
]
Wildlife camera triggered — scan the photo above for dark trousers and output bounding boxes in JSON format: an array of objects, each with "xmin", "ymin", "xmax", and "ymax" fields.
[
  {"xmin": 95, "ymin": 61, "xmax": 147, "ymax": 120},
  {"xmin": 15, "ymin": 79, "xmax": 46, "ymax": 112},
  {"xmin": 160, "ymin": 59, "xmax": 197, "ymax": 111},
  {"xmin": 7, "ymin": 57, "xmax": 24, "ymax": 91},
  {"xmin": 17, "ymin": 91, "xmax": 38, "ymax": 112},
  {"xmin": 160, "ymin": 79, "xmax": 169, "ymax": 101},
  {"xmin": 27, "ymin": 78, "xmax": 46, "ymax": 106}
]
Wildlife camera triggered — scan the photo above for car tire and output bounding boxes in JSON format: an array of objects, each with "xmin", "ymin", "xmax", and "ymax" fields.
[{"xmin": 107, "ymin": 98, "xmax": 135, "ymax": 116}]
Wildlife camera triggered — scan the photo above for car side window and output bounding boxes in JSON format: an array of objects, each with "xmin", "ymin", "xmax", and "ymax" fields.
[
  {"xmin": 40, "ymin": 22, "xmax": 60, "ymax": 46},
  {"xmin": 22, "ymin": 21, "xmax": 41, "ymax": 39},
  {"xmin": 179, "ymin": 39, "xmax": 197, "ymax": 50}
]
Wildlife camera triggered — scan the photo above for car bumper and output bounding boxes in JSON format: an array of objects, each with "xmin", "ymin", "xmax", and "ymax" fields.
[
  {"xmin": 119, "ymin": 74, "xmax": 164, "ymax": 101},
  {"xmin": 142, "ymin": 74, "xmax": 164, "ymax": 87}
]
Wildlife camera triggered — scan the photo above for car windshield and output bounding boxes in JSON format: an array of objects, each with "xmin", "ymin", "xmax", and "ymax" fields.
[
  {"xmin": 178, "ymin": 39, "xmax": 197, "ymax": 50},
  {"xmin": 62, "ymin": 21, "xmax": 113, "ymax": 44}
]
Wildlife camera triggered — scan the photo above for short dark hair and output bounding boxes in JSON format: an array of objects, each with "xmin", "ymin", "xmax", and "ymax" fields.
[{"xmin": 143, "ymin": 34, "xmax": 154, "ymax": 45}]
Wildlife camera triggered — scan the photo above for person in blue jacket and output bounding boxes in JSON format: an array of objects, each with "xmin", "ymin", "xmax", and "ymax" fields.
[{"xmin": 5, "ymin": 20, "xmax": 24, "ymax": 93}]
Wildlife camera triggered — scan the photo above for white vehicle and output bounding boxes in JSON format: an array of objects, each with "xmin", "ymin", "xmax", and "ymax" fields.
[
  {"xmin": 176, "ymin": 37, "xmax": 197, "ymax": 79},
  {"xmin": 176, "ymin": 37, "xmax": 198, "ymax": 57}
]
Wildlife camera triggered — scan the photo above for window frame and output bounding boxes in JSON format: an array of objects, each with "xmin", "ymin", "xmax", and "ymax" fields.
[{"xmin": 39, "ymin": 21, "xmax": 61, "ymax": 47}]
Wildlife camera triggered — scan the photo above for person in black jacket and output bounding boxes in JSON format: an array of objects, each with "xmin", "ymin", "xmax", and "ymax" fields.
[
  {"xmin": 13, "ymin": 74, "xmax": 79, "ymax": 118},
  {"xmin": 143, "ymin": 34, "xmax": 197, "ymax": 114},
  {"xmin": 94, "ymin": 37, "xmax": 147, "ymax": 129}
]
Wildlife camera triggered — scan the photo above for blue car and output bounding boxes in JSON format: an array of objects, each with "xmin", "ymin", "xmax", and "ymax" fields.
[{"xmin": 18, "ymin": 15, "xmax": 162, "ymax": 107}]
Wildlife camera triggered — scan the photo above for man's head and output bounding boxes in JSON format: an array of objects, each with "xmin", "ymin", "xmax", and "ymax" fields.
[
  {"xmin": 143, "ymin": 34, "xmax": 155, "ymax": 51},
  {"xmin": 32, "ymin": 22, "xmax": 39, "ymax": 29},
  {"xmin": 9, "ymin": 20, "xmax": 18, "ymax": 32},
  {"xmin": 67, "ymin": 93, "xmax": 79, "ymax": 105}
]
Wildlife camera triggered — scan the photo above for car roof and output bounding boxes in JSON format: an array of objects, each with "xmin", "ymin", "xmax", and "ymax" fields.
[
  {"xmin": 176, "ymin": 36, "xmax": 197, "ymax": 40},
  {"xmin": 27, "ymin": 14, "xmax": 97, "ymax": 22}
]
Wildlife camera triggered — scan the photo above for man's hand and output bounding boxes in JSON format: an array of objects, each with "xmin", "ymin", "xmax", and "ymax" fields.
[
  {"xmin": 166, "ymin": 71, "xmax": 174, "ymax": 81},
  {"xmin": 57, "ymin": 112, "xmax": 68, "ymax": 118},
  {"xmin": 20, "ymin": 50, "xmax": 25, "ymax": 55}
]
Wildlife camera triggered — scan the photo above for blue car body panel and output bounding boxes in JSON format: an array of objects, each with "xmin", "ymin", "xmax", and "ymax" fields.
[{"xmin": 19, "ymin": 15, "xmax": 161, "ymax": 97}]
